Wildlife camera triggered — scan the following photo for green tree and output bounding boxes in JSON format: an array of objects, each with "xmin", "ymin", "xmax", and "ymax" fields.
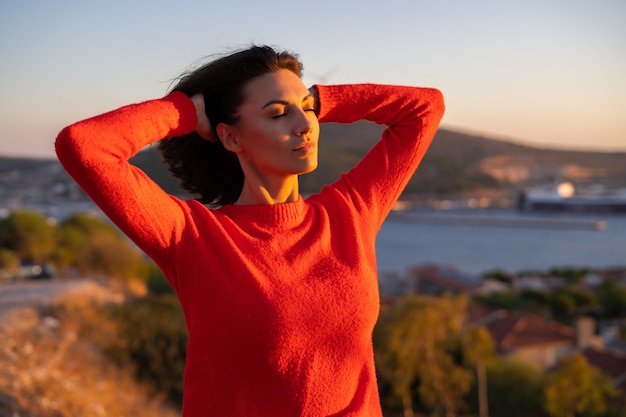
[
  {"xmin": 476, "ymin": 290, "xmax": 540, "ymax": 312},
  {"xmin": 145, "ymin": 263, "xmax": 174, "ymax": 295},
  {"xmin": 549, "ymin": 289, "xmax": 577, "ymax": 317},
  {"xmin": 485, "ymin": 359, "xmax": 547, "ymax": 417},
  {"xmin": 56, "ymin": 213, "xmax": 145, "ymax": 279},
  {"xmin": 482, "ymin": 269, "xmax": 513, "ymax": 284},
  {"xmin": 56, "ymin": 212, "xmax": 122, "ymax": 264},
  {"xmin": 0, "ymin": 210, "xmax": 55, "ymax": 262},
  {"xmin": 544, "ymin": 353, "xmax": 618, "ymax": 417},
  {"xmin": 105, "ymin": 295, "xmax": 188, "ymax": 405},
  {"xmin": 53, "ymin": 221, "xmax": 87, "ymax": 267},
  {"xmin": 598, "ymin": 280, "xmax": 626, "ymax": 319},
  {"xmin": 78, "ymin": 231, "xmax": 144, "ymax": 279},
  {"xmin": 59, "ymin": 212, "xmax": 121, "ymax": 237},
  {"xmin": 548, "ymin": 267, "xmax": 589, "ymax": 285}
]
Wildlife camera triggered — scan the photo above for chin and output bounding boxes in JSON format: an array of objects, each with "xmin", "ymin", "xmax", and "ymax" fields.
[
  {"xmin": 300, "ymin": 167, "xmax": 317, "ymax": 175},
  {"xmin": 299, "ymin": 159, "xmax": 318, "ymax": 175}
]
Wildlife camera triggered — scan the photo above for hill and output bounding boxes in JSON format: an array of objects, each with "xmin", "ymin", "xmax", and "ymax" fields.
[
  {"xmin": 128, "ymin": 124, "xmax": 626, "ymax": 198},
  {"xmin": 3, "ymin": 126, "xmax": 625, "ymax": 205}
]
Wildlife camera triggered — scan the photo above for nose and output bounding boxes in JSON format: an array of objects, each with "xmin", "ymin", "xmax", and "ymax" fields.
[{"xmin": 294, "ymin": 109, "xmax": 316, "ymax": 137}]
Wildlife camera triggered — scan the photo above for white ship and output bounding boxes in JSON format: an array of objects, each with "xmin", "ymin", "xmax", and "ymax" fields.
[{"xmin": 518, "ymin": 182, "xmax": 626, "ymax": 213}]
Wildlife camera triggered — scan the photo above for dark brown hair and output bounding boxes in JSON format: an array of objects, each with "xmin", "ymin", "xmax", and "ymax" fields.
[{"xmin": 158, "ymin": 45, "xmax": 303, "ymax": 206}]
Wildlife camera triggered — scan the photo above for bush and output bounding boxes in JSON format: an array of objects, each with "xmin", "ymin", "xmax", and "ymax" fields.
[
  {"xmin": 484, "ymin": 359, "xmax": 547, "ymax": 417},
  {"xmin": 2, "ymin": 296, "xmax": 180, "ymax": 417},
  {"xmin": 0, "ymin": 210, "xmax": 55, "ymax": 262},
  {"xmin": 105, "ymin": 295, "xmax": 187, "ymax": 405},
  {"xmin": 146, "ymin": 264, "xmax": 174, "ymax": 295}
]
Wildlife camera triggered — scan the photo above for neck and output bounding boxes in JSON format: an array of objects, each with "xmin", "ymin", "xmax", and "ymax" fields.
[{"xmin": 235, "ymin": 174, "xmax": 299, "ymax": 205}]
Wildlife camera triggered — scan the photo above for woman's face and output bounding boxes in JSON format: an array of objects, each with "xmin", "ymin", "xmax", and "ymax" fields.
[{"xmin": 223, "ymin": 69, "xmax": 320, "ymax": 180}]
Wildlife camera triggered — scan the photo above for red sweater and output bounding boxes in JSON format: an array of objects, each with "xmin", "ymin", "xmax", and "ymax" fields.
[{"xmin": 55, "ymin": 84, "xmax": 444, "ymax": 416}]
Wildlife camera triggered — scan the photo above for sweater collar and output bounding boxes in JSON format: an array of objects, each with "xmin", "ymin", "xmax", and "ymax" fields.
[{"xmin": 217, "ymin": 195, "xmax": 308, "ymax": 225}]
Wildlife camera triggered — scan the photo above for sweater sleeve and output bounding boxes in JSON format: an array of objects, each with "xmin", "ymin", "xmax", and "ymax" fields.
[
  {"xmin": 315, "ymin": 84, "xmax": 444, "ymax": 230},
  {"xmin": 54, "ymin": 92, "xmax": 198, "ymax": 271}
]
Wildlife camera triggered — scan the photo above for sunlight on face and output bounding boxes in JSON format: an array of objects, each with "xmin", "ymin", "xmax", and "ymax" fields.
[{"xmin": 232, "ymin": 69, "xmax": 320, "ymax": 179}]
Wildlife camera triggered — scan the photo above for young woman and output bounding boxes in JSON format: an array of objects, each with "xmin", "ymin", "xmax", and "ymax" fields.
[{"xmin": 55, "ymin": 45, "xmax": 444, "ymax": 416}]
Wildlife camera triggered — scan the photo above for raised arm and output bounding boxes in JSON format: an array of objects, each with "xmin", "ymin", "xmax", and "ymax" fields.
[
  {"xmin": 55, "ymin": 92, "xmax": 199, "ymax": 265},
  {"xmin": 314, "ymin": 84, "xmax": 445, "ymax": 229}
]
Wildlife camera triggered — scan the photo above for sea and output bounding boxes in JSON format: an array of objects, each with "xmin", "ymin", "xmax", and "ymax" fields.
[{"xmin": 375, "ymin": 209, "xmax": 626, "ymax": 276}]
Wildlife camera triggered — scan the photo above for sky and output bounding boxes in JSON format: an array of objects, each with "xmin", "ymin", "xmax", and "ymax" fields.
[{"xmin": 1, "ymin": 0, "xmax": 625, "ymax": 158}]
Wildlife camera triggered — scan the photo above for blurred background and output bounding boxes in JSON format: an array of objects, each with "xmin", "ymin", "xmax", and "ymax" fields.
[{"xmin": 1, "ymin": 1, "xmax": 625, "ymax": 416}]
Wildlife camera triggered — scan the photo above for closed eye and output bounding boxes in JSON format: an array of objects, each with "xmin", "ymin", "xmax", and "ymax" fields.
[{"xmin": 272, "ymin": 107, "xmax": 315, "ymax": 119}]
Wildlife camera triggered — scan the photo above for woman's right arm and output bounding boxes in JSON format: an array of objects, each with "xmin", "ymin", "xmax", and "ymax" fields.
[{"xmin": 55, "ymin": 92, "xmax": 198, "ymax": 263}]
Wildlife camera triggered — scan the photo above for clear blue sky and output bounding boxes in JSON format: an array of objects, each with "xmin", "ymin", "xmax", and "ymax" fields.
[{"xmin": 1, "ymin": 0, "xmax": 624, "ymax": 158}]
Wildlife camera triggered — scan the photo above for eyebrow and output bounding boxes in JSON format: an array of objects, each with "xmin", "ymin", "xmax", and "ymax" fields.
[{"xmin": 261, "ymin": 94, "xmax": 314, "ymax": 109}]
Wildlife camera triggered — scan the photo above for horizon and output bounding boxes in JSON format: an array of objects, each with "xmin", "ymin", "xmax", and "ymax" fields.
[
  {"xmin": 2, "ymin": 125, "xmax": 625, "ymax": 161},
  {"xmin": 1, "ymin": 1, "xmax": 625, "ymax": 158}
]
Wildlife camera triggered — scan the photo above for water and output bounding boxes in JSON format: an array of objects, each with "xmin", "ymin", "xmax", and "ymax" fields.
[{"xmin": 376, "ymin": 210, "xmax": 626, "ymax": 275}]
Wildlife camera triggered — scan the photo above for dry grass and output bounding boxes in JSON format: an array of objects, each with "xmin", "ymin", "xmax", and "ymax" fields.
[{"xmin": 0, "ymin": 282, "xmax": 181, "ymax": 417}]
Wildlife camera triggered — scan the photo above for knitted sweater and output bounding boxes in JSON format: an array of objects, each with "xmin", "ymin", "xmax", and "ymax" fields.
[{"xmin": 55, "ymin": 84, "xmax": 444, "ymax": 416}]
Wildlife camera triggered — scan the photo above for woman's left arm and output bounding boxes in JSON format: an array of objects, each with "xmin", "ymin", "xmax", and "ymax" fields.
[{"xmin": 314, "ymin": 84, "xmax": 445, "ymax": 228}]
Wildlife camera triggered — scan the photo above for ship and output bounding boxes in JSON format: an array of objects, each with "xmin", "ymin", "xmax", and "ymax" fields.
[{"xmin": 517, "ymin": 182, "xmax": 626, "ymax": 213}]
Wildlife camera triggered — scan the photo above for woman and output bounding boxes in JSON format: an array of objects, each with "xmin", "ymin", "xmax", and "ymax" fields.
[{"xmin": 56, "ymin": 45, "xmax": 444, "ymax": 416}]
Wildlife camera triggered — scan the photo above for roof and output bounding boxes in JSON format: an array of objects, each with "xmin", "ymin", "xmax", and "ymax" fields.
[
  {"xmin": 582, "ymin": 347, "xmax": 626, "ymax": 388},
  {"xmin": 465, "ymin": 303, "xmax": 504, "ymax": 325},
  {"xmin": 407, "ymin": 264, "xmax": 482, "ymax": 293},
  {"xmin": 483, "ymin": 312, "xmax": 575, "ymax": 353}
]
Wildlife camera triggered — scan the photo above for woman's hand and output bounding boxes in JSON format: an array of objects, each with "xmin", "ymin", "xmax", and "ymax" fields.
[
  {"xmin": 190, "ymin": 93, "xmax": 217, "ymax": 142},
  {"xmin": 308, "ymin": 86, "xmax": 320, "ymax": 116}
]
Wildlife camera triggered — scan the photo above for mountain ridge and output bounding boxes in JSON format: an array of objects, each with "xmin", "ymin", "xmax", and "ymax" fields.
[{"xmin": 3, "ymin": 125, "xmax": 625, "ymax": 201}]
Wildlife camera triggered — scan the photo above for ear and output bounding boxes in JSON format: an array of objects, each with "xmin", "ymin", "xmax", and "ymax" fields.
[{"xmin": 216, "ymin": 123, "xmax": 242, "ymax": 153}]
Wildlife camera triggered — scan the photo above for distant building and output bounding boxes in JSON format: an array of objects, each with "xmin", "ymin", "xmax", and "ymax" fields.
[
  {"xmin": 518, "ymin": 182, "xmax": 626, "ymax": 213},
  {"xmin": 378, "ymin": 264, "xmax": 510, "ymax": 296},
  {"xmin": 405, "ymin": 264, "xmax": 481, "ymax": 294},
  {"xmin": 582, "ymin": 347, "xmax": 626, "ymax": 391},
  {"xmin": 403, "ymin": 264, "xmax": 509, "ymax": 296},
  {"xmin": 466, "ymin": 307, "xmax": 626, "ymax": 390},
  {"xmin": 512, "ymin": 275, "xmax": 566, "ymax": 292}
]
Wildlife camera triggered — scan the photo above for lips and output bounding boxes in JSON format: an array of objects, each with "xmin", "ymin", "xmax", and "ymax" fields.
[{"xmin": 293, "ymin": 142, "xmax": 316, "ymax": 153}]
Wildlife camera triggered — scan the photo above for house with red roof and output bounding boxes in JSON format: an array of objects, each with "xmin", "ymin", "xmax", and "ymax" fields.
[
  {"xmin": 466, "ymin": 306, "xmax": 626, "ymax": 389},
  {"xmin": 582, "ymin": 347, "xmax": 626, "ymax": 391}
]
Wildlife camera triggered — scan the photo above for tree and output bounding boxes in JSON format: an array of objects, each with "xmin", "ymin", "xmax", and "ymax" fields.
[
  {"xmin": 56, "ymin": 213, "xmax": 145, "ymax": 279},
  {"xmin": 548, "ymin": 267, "xmax": 589, "ymax": 285},
  {"xmin": 598, "ymin": 280, "xmax": 626, "ymax": 319},
  {"xmin": 104, "ymin": 295, "xmax": 188, "ymax": 405},
  {"xmin": 383, "ymin": 295, "xmax": 472, "ymax": 417},
  {"xmin": 544, "ymin": 353, "xmax": 618, "ymax": 417},
  {"xmin": 482, "ymin": 269, "xmax": 513, "ymax": 284},
  {"xmin": 485, "ymin": 359, "xmax": 547, "ymax": 417},
  {"xmin": 0, "ymin": 210, "xmax": 55, "ymax": 262},
  {"xmin": 0, "ymin": 248, "xmax": 19, "ymax": 280},
  {"xmin": 59, "ymin": 212, "xmax": 121, "ymax": 237},
  {"xmin": 78, "ymin": 231, "xmax": 144, "ymax": 279},
  {"xmin": 519, "ymin": 289, "xmax": 552, "ymax": 316},
  {"xmin": 145, "ymin": 263, "xmax": 174, "ymax": 295},
  {"xmin": 462, "ymin": 327, "xmax": 494, "ymax": 417},
  {"xmin": 549, "ymin": 289, "xmax": 577, "ymax": 317},
  {"xmin": 0, "ymin": 248, "xmax": 19, "ymax": 270},
  {"xmin": 56, "ymin": 212, "xmax": 123, "ymax": 264}
]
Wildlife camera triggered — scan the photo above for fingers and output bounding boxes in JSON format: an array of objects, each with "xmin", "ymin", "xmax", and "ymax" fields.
[{"xmin": 190, "ymin": 93, "xmax": 217, "ymax": 142}]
